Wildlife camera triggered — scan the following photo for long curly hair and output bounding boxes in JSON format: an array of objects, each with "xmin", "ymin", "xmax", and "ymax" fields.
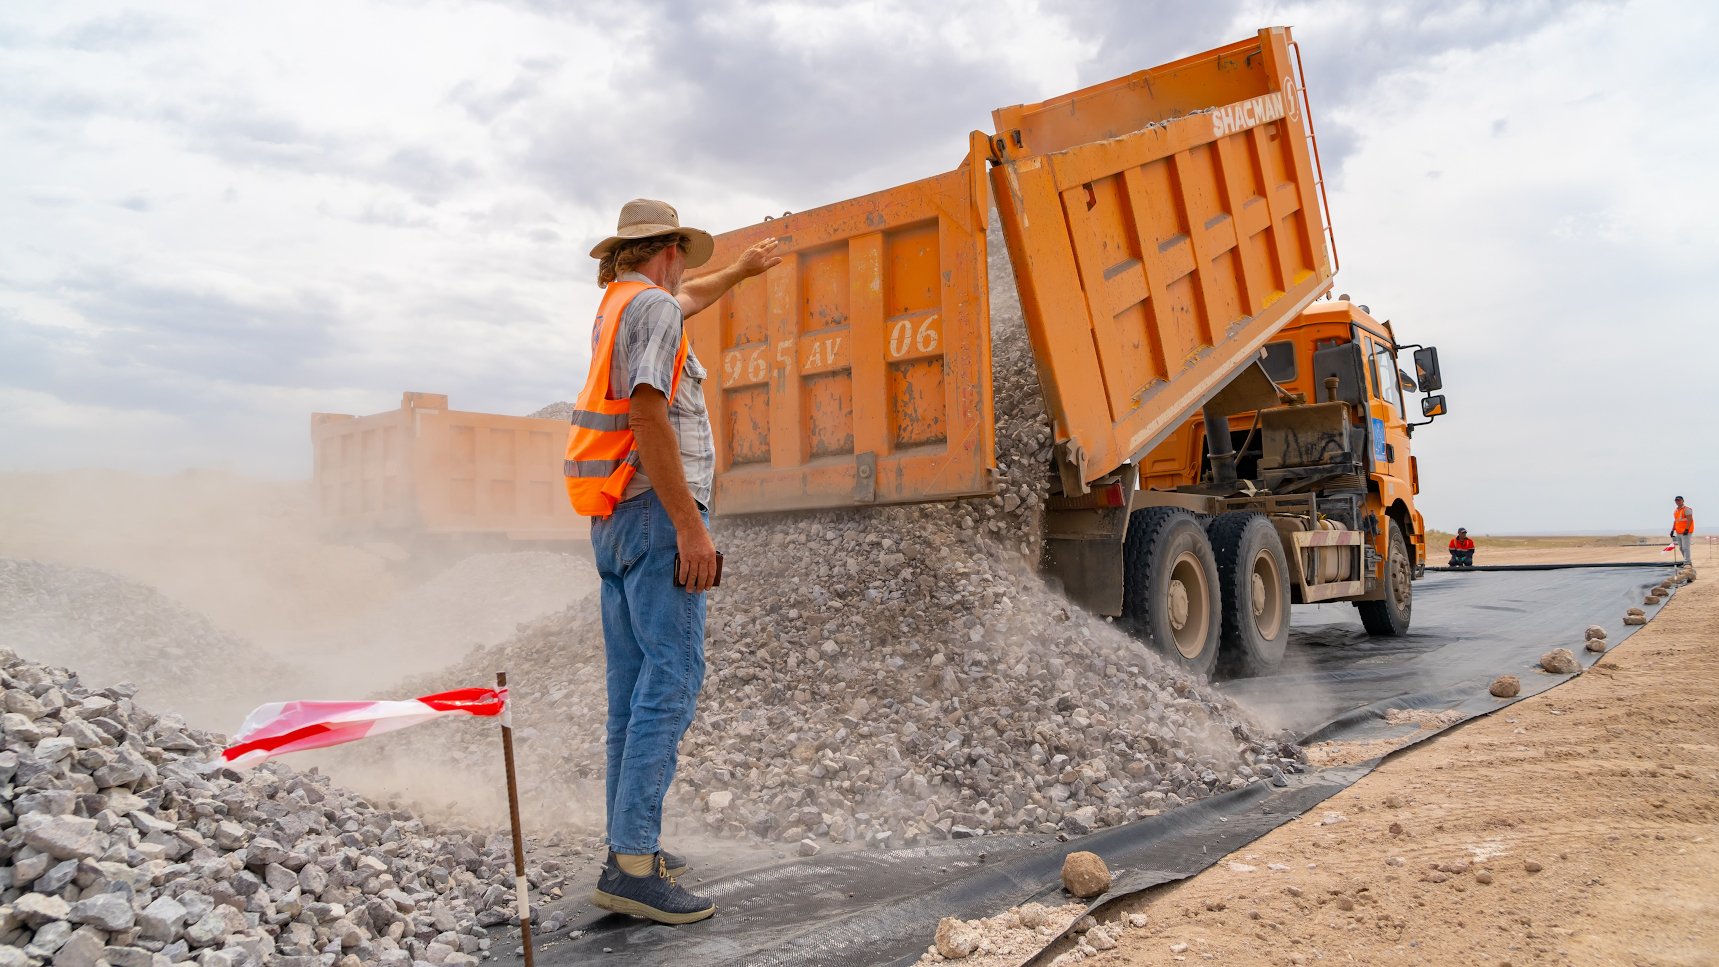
[{"xmin": 597, "ymin": 233, "xmax": 689, "ymax": 287}]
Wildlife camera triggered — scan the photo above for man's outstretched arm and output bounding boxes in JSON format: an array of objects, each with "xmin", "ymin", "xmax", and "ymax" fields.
[{"xmin": 677, "ymin": 238, "xmax": 782, "ymax": 317}]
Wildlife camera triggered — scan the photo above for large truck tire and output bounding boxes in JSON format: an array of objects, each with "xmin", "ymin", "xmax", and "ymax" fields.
[
  {"xmin": 1122, "ymin": 508, "xmax": 1222, "ymax": 678},
  {"xmin": 1209, "ymin": 512, "xmax": 1291, "ymax": 678},
  {"xmin": 1356, "ymin": 520, "xmax": 1413, "ymax": 636}
]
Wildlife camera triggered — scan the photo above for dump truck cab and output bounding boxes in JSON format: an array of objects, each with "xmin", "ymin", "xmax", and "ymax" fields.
[{"xmin": 1133, "ymin": 298, "xmax": 1440, "ymax": 638}]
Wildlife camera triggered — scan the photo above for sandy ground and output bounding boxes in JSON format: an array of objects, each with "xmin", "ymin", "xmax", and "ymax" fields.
[{"xmin": 1038, "ymin": 572, "xmax": 1719, "ymax": 967}]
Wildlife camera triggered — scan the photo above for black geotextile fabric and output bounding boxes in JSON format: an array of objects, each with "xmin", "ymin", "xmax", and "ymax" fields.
[
  {"xmin": 538, "ymin": 564, "xmax": 1681, "ymax": 967},
  {"xmin": 1217, "ymin": 565, "xmax": 1679, "ymax": 742}
]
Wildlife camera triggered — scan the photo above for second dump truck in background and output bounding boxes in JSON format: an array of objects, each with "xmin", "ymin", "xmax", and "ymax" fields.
[{"xmin": 683, "ymin": 26, "xmax": 1449, "ymax": 677}]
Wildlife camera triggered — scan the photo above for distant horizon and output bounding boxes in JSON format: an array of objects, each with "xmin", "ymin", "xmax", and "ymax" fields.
[{"xmin": 0, "ymin": 465, "xmax": 1709, "ymax": 539}]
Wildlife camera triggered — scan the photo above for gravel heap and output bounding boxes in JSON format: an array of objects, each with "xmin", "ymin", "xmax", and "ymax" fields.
[
  {"xmin": 524, "ymin": 403, "xmax": 575, "ymax": 422},
  {"xmin": 0, "ymin": 560, "xmax": 291, "ymax": 730},
  {"xmin": 338, "ymin": 220, "xmax": 1302, "ymax": 852},
  {"xmin": 0, "ymin": 645, "xmax": 582, "ymax": 967}
]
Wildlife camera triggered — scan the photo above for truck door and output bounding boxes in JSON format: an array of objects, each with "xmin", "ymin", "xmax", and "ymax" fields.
[{"xmin": 1361, "ymin": 334, "xmax": 1411, "ymax": 495}]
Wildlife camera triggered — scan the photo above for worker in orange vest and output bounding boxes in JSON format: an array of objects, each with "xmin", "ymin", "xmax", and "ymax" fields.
[
  {"xmin": 1671, "ymin": 496, "xmax": 1695, "ymax": 564},
  {"xmin": 566, "ymin": 199, "xmax": 780, "ymax": 924},
  {"xmin": 1448, "ymin": 528, "xmax": 1475, "ymax": 567}
]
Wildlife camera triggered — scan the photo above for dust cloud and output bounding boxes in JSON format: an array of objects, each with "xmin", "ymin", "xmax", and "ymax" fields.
[{"xmin": 0, "ymin": 468, "xmax": 598, "ymax": 731}]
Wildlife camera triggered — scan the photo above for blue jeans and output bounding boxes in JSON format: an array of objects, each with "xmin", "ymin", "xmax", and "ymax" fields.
[{"xmin": 591, "ymin": 488, "xmax": 708, "ymax": 856}]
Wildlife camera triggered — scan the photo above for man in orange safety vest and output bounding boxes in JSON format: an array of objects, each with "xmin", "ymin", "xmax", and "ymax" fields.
[
  {"xmin": 1672, "ymin": 496, "xmax": 1695, "ymax": 564},
  {"xmin": 567, "ymin": 199, "xmax": 780, "ymax": 924},
  {"xmin": 1448, "ymin": 528, "xmax": 1475, "ymax": 567}
]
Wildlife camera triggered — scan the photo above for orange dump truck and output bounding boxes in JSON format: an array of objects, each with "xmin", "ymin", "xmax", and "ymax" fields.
[
  {"xmin": 311, "ymin": 392, "xmax": 590, "ymax": 551},
  {"xmin": 682, "ymin": 26, "xmax": 1449, "ymax": 677}
]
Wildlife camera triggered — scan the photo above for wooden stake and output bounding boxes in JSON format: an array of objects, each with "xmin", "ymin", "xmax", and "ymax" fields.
[{"xmin": 497, "ymin": 671, "xmax": 534, "ymax": 967}]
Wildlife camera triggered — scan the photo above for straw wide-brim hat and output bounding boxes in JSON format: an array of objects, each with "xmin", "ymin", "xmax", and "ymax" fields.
[{"xmin": 589, "ymin": 198, "xmax": 714, "ymax": 269}]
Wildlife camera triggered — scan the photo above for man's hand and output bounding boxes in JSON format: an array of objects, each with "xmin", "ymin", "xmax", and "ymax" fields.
[
  {"xmin": 734, "ymin": 237, "xmax": 783, "ymax": 279},
  {"xmin": 676, "ymin": 525, "xmax": 720, "ymax": 593}
]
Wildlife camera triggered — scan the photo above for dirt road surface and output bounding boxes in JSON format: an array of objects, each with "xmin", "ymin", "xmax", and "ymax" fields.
[{"xmin": 1055, "ymin": 571, "xmax": 1718, "ymax": 967}]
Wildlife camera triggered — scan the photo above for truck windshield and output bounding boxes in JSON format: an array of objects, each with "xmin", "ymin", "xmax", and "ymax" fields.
[{"xmin": 1372, "ymin": 341, "xmax": 1402, "ymax": 416}]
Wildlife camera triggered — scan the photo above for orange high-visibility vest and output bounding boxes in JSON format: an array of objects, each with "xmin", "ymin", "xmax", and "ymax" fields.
[
  {"xmin": 1450, "ymin": 537, "xmax": 1474, "ymax": 550},
  {"xmin": 1674, "ymin": 506, "xmax": 1694, "ymax": 535},
  {"xmin": 563, "ymin": 280, "xmax": 689, "ymax": 517}
]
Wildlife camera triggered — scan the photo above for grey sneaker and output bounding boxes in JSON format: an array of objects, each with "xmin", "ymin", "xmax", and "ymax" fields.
[{"xmin": 592, "ymin": 853, "xmax": 715, "ymax": 924}]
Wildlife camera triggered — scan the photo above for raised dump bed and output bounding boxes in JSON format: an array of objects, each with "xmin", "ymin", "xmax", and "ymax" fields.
[
  {"xmin": 685, "ymin": 28, "xmax": 1333, "ymax": 514},
  {"xmin": 989, "ymin": 25, "xmax": 1335, "ymax": 491},
  {"xmin": 683, "ymin": 134, "xmax": 996, "ymax": 515}
]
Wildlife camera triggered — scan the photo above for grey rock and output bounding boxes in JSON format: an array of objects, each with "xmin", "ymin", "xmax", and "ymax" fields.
[
  {"xmin": 16, "ymin": 891, "xmax": 73, "ymax": 927},
  {"xmin": 105, "ymin": 947, "xmax": 157, "ymax": 967},
  {"xmin": 36, "ymin": 858, "xmax": 81, "ymax": 893},
  {"xmin": 184, "ymin": 909, "xmax": 230, "ymax": 947},
  {"xmin": 53, "ymin": 926, "xmax": 109, "ymax": 967},
  {"xmin": 22, "ymin": 814, "xmax": 105, "ymax": 860},
  {"xmin": 139, "ymin": 896, "xmax": 188, "ymax": 941},
  {"xmin": 30, "ymin": 919, "xmax": 76, "ymax": 955},
  {"xmin": 69, "ymin": 892, "xmax": 136, "ymax": 931}
]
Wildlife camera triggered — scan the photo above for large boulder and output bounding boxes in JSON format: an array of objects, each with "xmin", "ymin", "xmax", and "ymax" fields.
[{"xmin": 1061, "ymin": 850, "xmax": 1112, "ymax": 898}]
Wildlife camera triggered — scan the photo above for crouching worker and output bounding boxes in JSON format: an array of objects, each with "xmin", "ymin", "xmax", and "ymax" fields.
[
  {"xmin": 1449, "ymin": 528, "xmax": 1475, "ymax": 567},
  {"xmin": 564, "ymin": 199, "xmax": 779, "ymax": 924}
]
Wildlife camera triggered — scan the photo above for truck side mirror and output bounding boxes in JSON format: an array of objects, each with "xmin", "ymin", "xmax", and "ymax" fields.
[
  {"xmin": 1421, "ymin": 395, "xmax": 1447, "ymax": 418},
  {"xmin": 1413, "ymin": 347, "xmax": 1443, "ymax": 392}
]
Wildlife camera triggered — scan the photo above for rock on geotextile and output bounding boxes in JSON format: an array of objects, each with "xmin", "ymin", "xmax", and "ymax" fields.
[
  {"xmin": 0, "ymin": 646, "xmax": 546, "ymax": 967},
  {"xmin": 1489, "ymin": 676, "xmax": 1521, "ymax": 698},
  {"xmin": 336, "ymin": 220, "xmax": 1305, "ymax": 851},
  {"xmin": 1061, "ymin": 851, "xmax": 1112, "ymax": 898},
  {"xmin": 1585, "ymin": 637, "xmax": 1608, "ymax": 654},
  {"xmin": 1624, "ymin": 615, "xmax": 1648, "ymax": 625},
  {"xmin": 935, "ymin": 916, "xmax": 983, "ymax": 958},
  {"xmin": 1540, "ymin": 649, "xmax": 1581, "ymax": 674},
  {"xmin": 1584, "ymin": 625, "xmax": 1606, "ymax": 641}
]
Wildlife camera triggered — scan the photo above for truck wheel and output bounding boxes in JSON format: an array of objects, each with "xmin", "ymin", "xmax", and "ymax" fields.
[
  {"xmin": 1209, "ymin": 513, "xmax": 1290, "ymax": 678},
  {"xmin": 1356, "ymin": 520, "xmax": 1413, "ymax": 636},
  {"xmin": 1122, "ymin": 508, "xmax": 1221, "ymax": 677}
]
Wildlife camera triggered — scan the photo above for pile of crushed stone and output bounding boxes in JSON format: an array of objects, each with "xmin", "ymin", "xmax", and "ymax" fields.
[
  {"xmin": 524, "ymin": 403, "xmax": 575, "ymax": 422},
  {"xmin": 329, "ymin": 220, "xmax": 1303, "ymax": 852},
  {"xmin": 0, "ymin": 646, "xmax": 586, "ymax": 967},
  {"xmin": 0, "ymin": 560, "xmax": 292, "ymax": 730}
]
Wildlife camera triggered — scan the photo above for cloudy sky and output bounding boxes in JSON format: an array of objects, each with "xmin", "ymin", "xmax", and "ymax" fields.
[{"xmin": 2, "ymin": 0, "xmax": 1712, "ymax": 534}]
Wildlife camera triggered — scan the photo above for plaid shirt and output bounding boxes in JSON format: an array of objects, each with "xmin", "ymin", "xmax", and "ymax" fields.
[{"xmin": 600, "ymin": 272, "xmax": 715, "ymax": 508}]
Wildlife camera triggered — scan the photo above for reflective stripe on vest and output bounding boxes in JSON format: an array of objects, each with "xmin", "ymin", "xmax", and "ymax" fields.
[
  {"xmin": 1674, "ymin": 506, "xmax": 1694, "ymax": 534},
  {"xmin": 563, "ymin": 451, "xmax": 642, "ymax": 478},
  {"xmin": 563, "ymin": 280, "xmax": 689, "ymax": 518}
]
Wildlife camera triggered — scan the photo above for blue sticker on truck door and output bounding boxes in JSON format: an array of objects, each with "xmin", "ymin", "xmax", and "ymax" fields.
[{"xmin": 1371, "ymin": 417, "xmax": 1387, "ymax": 463}]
